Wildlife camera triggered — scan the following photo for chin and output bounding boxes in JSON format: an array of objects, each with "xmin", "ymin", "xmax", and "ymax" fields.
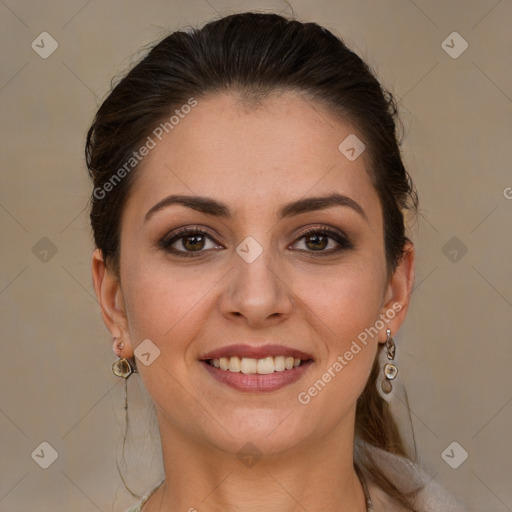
[{"xmin": 203, "ymin": 411, "xmax": 315, "ymax": 457}]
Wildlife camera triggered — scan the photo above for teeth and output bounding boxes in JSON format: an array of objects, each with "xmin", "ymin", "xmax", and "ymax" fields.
[
  {"xmin": 274, "ymin": 356, "xmax": 285, "ymax": 372},
  {"xmin": 257, "ymin": 356, "xmax": 274, "ymax": 374},
  {"xmin": 208, "ymin": 355, "xmax": 306, "ymax": 374},
  {"xmin": 241, "ymin": 357, "xmax": 257, "ymax": 374},
  {"xmin": 228, "ymin": 356, "xmax": 241, "ymax": 372}
]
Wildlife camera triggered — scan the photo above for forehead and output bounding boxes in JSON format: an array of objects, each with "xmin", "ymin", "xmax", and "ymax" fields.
[{"xmin": 124, "ymin": 91, "xmax": 380, "ymax": 223}]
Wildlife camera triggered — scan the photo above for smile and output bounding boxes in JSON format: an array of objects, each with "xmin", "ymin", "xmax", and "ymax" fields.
[
  {"xmin": 207, "ymin": 355, "xmax": 305, "ymax": 374},
  {"xmin": 199, "ymin": 344, "xmax": 315, "ymax": 392},
  {"xmin": 201, "ymin": 357, "xmax": 314, "ymax": 392}
]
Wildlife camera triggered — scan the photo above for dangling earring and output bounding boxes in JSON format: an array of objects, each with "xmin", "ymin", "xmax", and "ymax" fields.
[
  {"xmin": 112, "ymin": 357, "xmax": 137, "ymax": 378},
  {"xmin": 112, "ymin": 339, "xmax": 138, "ymax": 379},
  {"xmin": 380, "ymin": 329, "xmax": 398, "ymax": 395}
]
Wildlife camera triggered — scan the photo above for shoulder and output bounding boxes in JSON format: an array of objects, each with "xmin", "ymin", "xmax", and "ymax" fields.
[
  {"xmin": 366, "ymin": 480, "xmax": 408, "ymax": 512},
  {"xmin": 123, "ymin": 479, "xmax": 164, "ymax": 512},
  {"xmin": 359, "ymin": 443, "xmax": 469, "ymax": 512},
  {"xmin": 366, "ymin": 478, "xmax": 468, "ymax": 512},
  {"xmin": 124, "ymin": 504, "xmax": 142, "ymax": 512}
]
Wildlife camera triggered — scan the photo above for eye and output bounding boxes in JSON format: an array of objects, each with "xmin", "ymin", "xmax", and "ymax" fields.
[
  {"xmin": 159, "ymin": 226, "xmax": 352, "ymax": 257},
  {"xmin": 159, "ymin": 227, "xmax": 223, "ymax": 256},
  {"xmin": 291, "ymin": 227, "xmax": 352, "ymax": 254}
]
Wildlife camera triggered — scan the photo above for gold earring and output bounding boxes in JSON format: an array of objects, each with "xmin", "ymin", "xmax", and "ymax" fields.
[{"xmin": 380, "ymin": 329, "xmax": 398, "ymax": 394}]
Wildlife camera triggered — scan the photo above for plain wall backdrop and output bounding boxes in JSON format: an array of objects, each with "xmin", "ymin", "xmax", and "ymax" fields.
[{"xmin": 1, "ymin": 1, "xmax": 511, "ymax": 511}]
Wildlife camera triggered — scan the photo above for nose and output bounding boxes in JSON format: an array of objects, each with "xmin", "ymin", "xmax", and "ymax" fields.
[{"xmin": 219, "ymin": 248, "xmax": 293, "ymax": 328}]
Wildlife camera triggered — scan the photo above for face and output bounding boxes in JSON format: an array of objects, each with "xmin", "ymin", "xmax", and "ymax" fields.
[{"xmin": 93, "ymin": 91, "xmax": 413, "ymax": 456}]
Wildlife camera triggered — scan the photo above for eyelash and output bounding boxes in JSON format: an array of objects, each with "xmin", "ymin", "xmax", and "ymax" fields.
[{"xmin": 158, "ymin": 226, "xmax": 353, "ymax": 258}]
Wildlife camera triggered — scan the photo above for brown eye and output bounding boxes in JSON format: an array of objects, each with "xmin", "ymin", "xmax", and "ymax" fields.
[
  {"xmin": 181, "ymin": 233, "xmax": 207, "ymax": 251},
  {"xmin": 159, "ymin": 228, "xmax": 223, "ymax": 256},
  {"xmin": 291, "ymin": 227, "xmax": 353, "ymax": 254},
  {"xmin": 304, "ymin": 233, "xmax": 329, "ymax": 251}
]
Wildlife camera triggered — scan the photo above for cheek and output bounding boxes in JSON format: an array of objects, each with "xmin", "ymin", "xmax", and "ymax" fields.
[
  {"xmin": 330, "ymin": 272, "xmax": 384, "ymax": 345},
  {"xmin": 120, "ymin": 252, "xmax": 222, "ymax": 350},
  {"xmin": 290, "ymin": 256, "xmax": 385, "ymax": 403},
  {"xmin": 292, "ymin": 254, "xmax": 386, "ymax": 340}
]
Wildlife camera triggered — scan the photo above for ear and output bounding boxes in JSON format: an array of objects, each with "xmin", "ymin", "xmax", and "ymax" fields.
[
  {"xmin": 378, "ymin": 240, "xmax": 415, "ymax": 343},
  {"xmin": 91, "ymin": 248, "xmax": 134, "ymax": 358}
]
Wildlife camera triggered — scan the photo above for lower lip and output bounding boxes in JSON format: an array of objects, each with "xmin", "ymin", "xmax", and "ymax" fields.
[{"xmin": 200, "ymin": 360, "xmax": 314, "ymax": 392}]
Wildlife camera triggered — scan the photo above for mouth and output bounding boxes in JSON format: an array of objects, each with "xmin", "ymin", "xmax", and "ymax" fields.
[
  {"xmin": 199, "ymin": 344, "xmax": 314, "ymax": 392},
  {"xmin": 204, "ymin": 355, "xmax": 311, "ymax": 374}
]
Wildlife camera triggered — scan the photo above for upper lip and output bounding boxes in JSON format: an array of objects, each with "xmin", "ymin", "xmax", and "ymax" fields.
[{"xmin": 200, "ymin": 344, "xmax": 314, "ymax": 361}]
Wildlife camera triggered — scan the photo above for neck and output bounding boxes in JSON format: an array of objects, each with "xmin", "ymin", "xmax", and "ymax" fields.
[{"xmin": 143, "ymin": 409, "xmax": 367, "ymax": 512}]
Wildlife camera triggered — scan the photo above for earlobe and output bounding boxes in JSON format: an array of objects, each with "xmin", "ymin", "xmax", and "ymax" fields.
[{"xmin": 379, "ymin": 241, "xmax": 415, "ymax": 342}]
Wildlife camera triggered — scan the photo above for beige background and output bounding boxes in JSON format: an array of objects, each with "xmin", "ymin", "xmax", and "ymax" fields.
[{"xmin": 1, "ymin": 1, "xmax": 511, "ymax": 511}]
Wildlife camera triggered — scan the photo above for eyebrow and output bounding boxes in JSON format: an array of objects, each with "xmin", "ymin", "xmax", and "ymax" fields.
[{"xmin": 144, "ymin": 193, "xmax": 368, "ymax": 223}]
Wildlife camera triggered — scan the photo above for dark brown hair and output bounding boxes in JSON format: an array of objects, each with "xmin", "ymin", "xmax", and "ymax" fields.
[{"xmin": 86, "ymin": 12, "xmax": 421, "ymax": 509}]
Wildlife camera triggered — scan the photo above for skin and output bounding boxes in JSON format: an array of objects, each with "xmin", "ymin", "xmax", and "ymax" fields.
[{"xmin": 92, "ymin": 91, "xmax": 414, "ymax": 512}]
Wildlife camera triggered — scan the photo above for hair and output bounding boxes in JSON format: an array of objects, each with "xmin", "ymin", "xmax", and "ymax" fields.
[{"xmin": 86, "ymin": 12, "xmax": 421, "ymax": 510}]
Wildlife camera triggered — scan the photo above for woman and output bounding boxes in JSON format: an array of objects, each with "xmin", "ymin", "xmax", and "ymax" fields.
[{"xmin": 86, "ymin": 12, "xmax": 466, "ymax": 512}]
